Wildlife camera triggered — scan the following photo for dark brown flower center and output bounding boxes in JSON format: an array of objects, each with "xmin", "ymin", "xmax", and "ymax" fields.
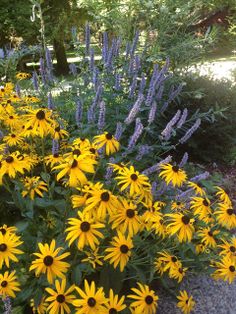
[
  {"xmin": 179, "ymin": 268, "xmax": 183, "ymax": 274},
  {"xmin": 182, "ymin": 215, "xmax": 190, "ymax": 225},
  {"xmin": 227, "ymin": 208, "xmax": 234, "ymax": 215},
  {"xmin": 105, "ymin": 133, "xmax": 113, "ymax": 140},
  {"xmin": 55, "ymin": 126, "xmax": 60, "ymax": 132},
  {"xmin": 11, "ymin": 134, "xmax": 16, "ymax": 138},
  {"xmin": 71, "ymin": 159, "xmax": 78, "ymax": 168},
  {"xmin": 120, "ymin": 244, "xmax": 129, "ymax": 254},
  {"xmin": 109, "ymin": 308, "xmax": 118, "ymax": 314},
  {"xmin": 176, "ymin": 202, "xmax": 181, "ymax": 205},
  {"xmin": 230, "ymin": 246, "xmax": 236, "ymax": 253},
  {"xmin": 208, "ymin": 231, "xmax": 213, "ymax": 237},
  {"xmin": 203, "ymin": 199, "xmax": 209, "ymax": 206},
  {"xmin": 90, "ymin": 148, "xmax": 96, "ymax": 154},
  {"xmin": 101, "ymin": 192, "xmax": 110, "ymax": 202},
  {"xmin": 43, "ymin": 255, "xmax": 54, "ymax": 266},
  {"xmin": 126, "ymin": 209, "xmax": 135, "ymax": 218},
  {"xmin": 1, "ymin": 281, "xmax": 8, "ymax": 287},
  {"xmin": 171, "ymin": 256, "xmax": 177, "ymax": 263},
  {"xmin": 73, "ymin": 149, "xmax": 81, "ymax": 156},
  {"xmin": 229, "ymin": 265, "xmax": 235, "ymax": 272},
  {"xmin": 130, "ymin": 174, "xmax": 138, "ymax": 181},
  {"xmin": 0, "ymin": 243, "xmax": 7, "ymax": 251},
  {"xmin": 87, "ymin": 297, "xmax": 96, "ymax": 307},
  {"xmin": 6, "ymin": 156, "xmax": 14, "ymax": 163},
  {"xmin": 172, "ymin": 166, "xmax": 179, "ymax": 172},
  {"xmin": 36, "ymin": 110, "xmax": 46, "ymax": 120},
  {"xmin": 9, "ymin": 116, "xmax": 13, "ymax": 119},
  {"xmin": 56, "ymin": 294, "xmax": 65, "ymax": 303},
  {"xmin": 145, "ymin": 295, "xmax": 154, "ymax": 305},
  {"xmin": 80, "ymin": 221, "xmax": 90, "ymax": 232},
  {"xmin": 53, "ymin": 153, "xmax": 59, "ymax": 158},
  {"xmin": 0, "ymin": 228, "xmax": 6, "ymax": 235}
]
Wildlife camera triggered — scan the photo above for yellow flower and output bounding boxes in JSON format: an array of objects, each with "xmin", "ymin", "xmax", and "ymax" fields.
[
  {"xmin": 29, "ymin": 239, "xmax": 70, "ymax": 284},
  {"xmin": 215, "ymin": 203, "xmax": 236, "ymax": 229},
  {"xmin": 52, "ymin": 125, "xmax": 69, "ymax": 140},
  {"xmin": 44, "ymin": 153, "xmax": 64, "ymax": 168},
  {"xmin": 215, "ymin": 186, "xmax": 232, "ymax": 206},
  {"xmin": 0, "ymin": 224, "xmax": 17, "ymax": 236},
  {"xmin": 0, "ymin": 232, "xmax": 23, "ymax": 269},
  {"xmin": 105, "ymin": 289, "xmax": 126, "ymax": 313},
  {"xmin": 171, "ymin": 201, "xmax": 186, "ymax": 211},
  {"xmin": 169, "ymin": 264, "xmax": 187, "ymax": 283},
  {"xmin": 197, "ymin": 227, "xmax": 219, "ymax": 248},
  {"xmin": 157, "ymin": 251, "xmax": 181, "ymax": 272},
  {"xmin": 115, "ymin": 165, "xmax": 151, "ymax": 197},
  {"xmin": 22, "ymin": 176, "xmax": 48, "ymax": 200},
  {"xmin": 3, "ymin": 133, "xmax": 24, "ymax": 146},
  {"xmin": 0, "ymin": 270, "xmax": 20, "ymax": 298},
  {"xmin": 0, "ymin": 152, "xmax": 30, "ymax": 180},
  {"xmin": 166, "ymin": 213, "xmax": 194, "ymax": 242},
  {"xmin": 187, "ymin": 181, "xmax": 206, "ymax": 196},
  {"xmin": 81, "ymin": 248, "xmax": 104, "ymax": 269},
  {"xmin": 30, "ymin": 297, "xmax": 48, "ymax": 314},
  {"xmin": 218, "ymin": 237, "xmax": 236, "ymax": 260},
  {"xmin": 16, "ymin": 72, "xmax": 31, "ymax": 80},
  {"xmin": 54, "ymin": 155, "xmax": 97, "ymax": 187},
  {"xmin": 45, "ymin": 278, "xmax": 75, "ymax": 314},
  {"xmin": 24, "ymin": 108, "xmax": 54, "ymax": 137},
  {"xmin": 159, "ymin": 163, "xmax": 187, "ymax": 187},
  {"xmin": 73, "ymin": 280, "xmax": 108, "ymax": 314},
  {"xmin": 128, "ymin": 282, "xmax": 158, "ymax": 314},
  {"xmin": 177, "ymin": 290, "xmax": 195, "ymax": 314},
  {"xmin": 212, "ymin": 256, "xmax": 236, "ymax": 284},
  {"xmin": 104, "ymin": 231, "xmax": 133, "ymax": 272},
  {"xmin": 93, "ymin": 132, "xmax": 120, "ymax": 155},
  {"xmin": 65, "ymin": 211, "xmax": 104, "ymax": 250},
  {"xmin": 109, "ymin": 198, "xmax": 141, "ymax": 236},
  {"xmin": 190, "ymin": 196, "xmax": 212, "ymax": 222}
]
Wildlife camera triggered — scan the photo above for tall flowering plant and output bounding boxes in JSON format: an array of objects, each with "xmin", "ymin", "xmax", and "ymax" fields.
[{"xmin": 0, "ymin": 77, "xmax": 235, "ymax": 314}]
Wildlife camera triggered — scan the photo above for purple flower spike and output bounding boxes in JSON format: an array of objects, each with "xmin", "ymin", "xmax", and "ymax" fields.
[
  {"xmin": 75, "ymin": 98, "xmax": 83, "ymax": 127},
  {"xmin": 125, "ymin": 94, "xmax": 144, "ymax": 125},
  {"xmin": 161, "ymin": 110, "xmax": 181, "ymax": 141},
  {"xmin": 115, "ymin": 122, "xmax": 123, "ymax": 141},
  {"xmin": 148, "ymin": 101, "xmax": 157, "ymax": 125},
  {"xmin": 47, "ymin": 92, "xmax": 54, "ymax": 109},
  {"xmin": 179, "ymin": 118, "xmax": 201, "ymax": 144},
  {"xmin": 179, "ymin": 152, "xmax": 189, "ymax": 168},
  {"xmin": 127, "ymin": 118, "xmax": 144, "ymax": 151},
  {"xmin": 32, "ymin": 71, "xmax": 39, "ymax": 90},
  {"xmin": 85, "ymin": 23, "xmax": 90, "ymax": 55},
  {"xmin": 98, "ymin": 100, "xmax": 106, "ymax": 131}
]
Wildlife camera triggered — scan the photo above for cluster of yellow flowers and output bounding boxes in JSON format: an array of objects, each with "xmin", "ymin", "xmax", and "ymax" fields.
[{"xmin": 0, "ymin": 80, "xmax": 235, "ymax": 314}]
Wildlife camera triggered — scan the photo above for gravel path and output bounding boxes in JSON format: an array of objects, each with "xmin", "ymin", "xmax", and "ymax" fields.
[{"xmin": 156, "ymin": 275, "xmax": 236, "ymax": 314}]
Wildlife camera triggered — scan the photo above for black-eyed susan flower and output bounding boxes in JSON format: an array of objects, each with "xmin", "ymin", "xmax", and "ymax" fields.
[
  {"xmin": 81, "ymin": 248, "xmax": 104, "ymax": 269},
  {"xmin": 54, "ymin": 155, "xmax": 97, "ymax": 187},
  {"xmin": 52, "ymin": 124, "xmax": 69, "ymax": 141},
  {"xmin": 142, "ymin": 210, "xmax": 166, "ymax": 238},
  {"xmin": 3, "ymin": 113, "xmax": 21, "ymax": 129},
  {"xmin": 177, "ymin": 290, "xmax": 195, "ymax": 314},
  {"xmin": 44, "ymin": 153, "xmax": 64, "ymax": 168},
  {"xmin": 93, "ymin": 132, "xmax": 120, "ymax": 155},
  {"xmin": 128, "ymin": 282, "xmax": 158, "ymax": 314},
  {"xmin": 84, "ymin": 184, "xmax": 119, "ymax": 220},
  {"xmin": 159, "ymin": 164, "xmax": 187, "ymax": 187},
  {"xmin": 105, "ymin": 289, "xmax": 126, "ymax": 313},
  {"xmin": 16, "ymin": 72, "xmax": 31, "ymax": 80},
  {"xmin": 65, "ymin": 211, "xmax": 104, "ymax": 250},
  {"xmin": 0, "ymin": 152, "xmax": 30, "ymax": 180},
  {"xmin": 187, "ymin": 181, "xmax": 206, "ymax": 196},
  {"xmin": 0, "ymin": 232, "xmax": 23, "ymax": 269},
  {"xmin": 3, "ymin": 133, "xmax": 24, "ymax": 146},
  {"xmin": 115, "ymin": 166, "xmax": 151, "ymax": 197},
  {"xmin": 29, "ymin": 239, "xmax": 70, "ymax": 284},
  {"xmin": 197, "ymin": 227, "xmax": 219, "ymax": 248},
  {"xmin": 22, "ymin": 176, "xmax": 48, "ymax": 200},
  {"xmin": 30, "ymin": 297, "xmax": 48, "ymax": 314},
  {"xmin": 104, "ymin": 231, "xmax": 133, "ymax": 272},
  {"xmin": 109, "ymin": 198, "xmax": 141, "ymax": 236},
  {"xmin": 0, "ymin": 225, "xmax": 17, "ymax": 236},
  {"xmin": 0, "ymin": 270, "xmax": 20, "ymax": 298},
  {"xmin": 157, "ymin": 251, "xmax": 181, "ymax": 272},
  {"xmin": 190, "ymin": 196, "xmax": 212, "ymax": 222},
  {"xmin": 219, "ymin": 238, "xmax": 236, "ymax": 260},
  {"xmin": 171, "ymin": 201, "xmax": 186, "ymax": 212},
  {"xmin": 73, "ymin": 280, "xmax": 107, "ymax": 313},
  {"xmin": 212, "ymin": 256, "xmax": 236, "ymax": 284},
  {"xmin": 24, "ymin": 108, "xmax": 54, "ymax": 137},
  {"xmin": 45, "ymin": 278, "xmax": 75, "ymax": 314},
  {"xmin": 215, "ymin": 203, "xmax": 236, "ymax": 229},
  {"xmin": 166, "ymin": 213, "xmax": 194, "ymax": 242},
  {"xmin": 169, "ymin": 264, "xmax": 187, "ymax": 283},
  {"xmin": 215, "ymin": 186, "xmax": 232, "ymax": 206},
  {"xmin": 73, "ymin": 137, "xmax": 91, "ymax": 148}
]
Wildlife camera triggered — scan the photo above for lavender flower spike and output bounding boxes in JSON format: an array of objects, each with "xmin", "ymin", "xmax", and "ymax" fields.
[
  {"xmin": 114, "ymin": 122, "xmax": 123, "ymax": 141},
  {"xmin": 190, "ymin": 171, "xmax": 210, "ymax": 182},
  {"xmin": 45, "ymin": 47, "xmax": 53, "ymax": 71},
  {"xmin": 75, "ymin": 98, "xmax": 83, "ymax": 127},
  {"xmin": 52, "ymin": 139, "xmax": 59, "ymax": 155},
  {"xmin": 138, "ymin": 74, "xmax": 146, "ymax": 95},
  {"xmin": 98, "ymin": 100, "xmax": 106, "ymax": 131},
  {"xmin": 15, "ymin": 83, "xmax": 21, "ymax": 97},
  {"xmin": 39, "ymin": 57, "xmax": 47, "ymax": 86},
  {"xmin": 128, "ymin": 74, "xmax": 137, "ymax": 98},
  {"xmin": 179, "ymin": 118, "xmax": 201, "ymax": 144},
  {"xmin": 85, "ymin": 23, "xmax": 90, "ymax": 55},
  {"xmin": 136, "ymin": 145, "xmax": 152, "ymax": 161},
  {"xmin": 177, "ymin": 108, "xmax": 188, "ymax": 128},
  {"xmin": 161, "ymin": 110, "xmax": 181, "ymax": 141},
  {"xmin": 148, "ymin": 101, "xmax": 157, "ymax": 125},
  {"xmin": 179, "ymin": 152, "xmax": 189, "ymax": 168},
  {"xmin": 127, "ymin": 118, "xmax": 143, "ymax": 151},
  {"xmin": 102, "ymin": 31, "xmax": 109, "ymax": 63},
  {"xmin": 69, "ymin": 63, "xmax": 77, "ymax": 76},
  {"xmin": 47, "ymin": 92, "xmax": 54, "ymax": 109},
  {"xmin": 32, "ymin": 71, "xmax": 39, "ymax": 90},
  {"xmin": 114, "ymin": 73, "xmax": 121, "ymax": 91},
  {"xmin": 124, "ymin": 94, "xmax": 144, "ymax": 125},
  {"xmin": 142, "ymin": 155, "xmax": 172, "ymax": 175},
  {"xmin": 2, "ymin": 296, "xmax": 12, "ymax": 314}
]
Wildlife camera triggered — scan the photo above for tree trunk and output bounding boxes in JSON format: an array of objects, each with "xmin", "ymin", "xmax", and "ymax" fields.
[{"xmin": 53, "ymin": 39, "xmax": 69, "ymax": 75}]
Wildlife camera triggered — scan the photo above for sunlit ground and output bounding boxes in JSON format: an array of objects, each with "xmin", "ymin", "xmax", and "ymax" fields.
[{"xmin": 188, "ymin": 56, "xmax": 236, "ymax": 84}]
